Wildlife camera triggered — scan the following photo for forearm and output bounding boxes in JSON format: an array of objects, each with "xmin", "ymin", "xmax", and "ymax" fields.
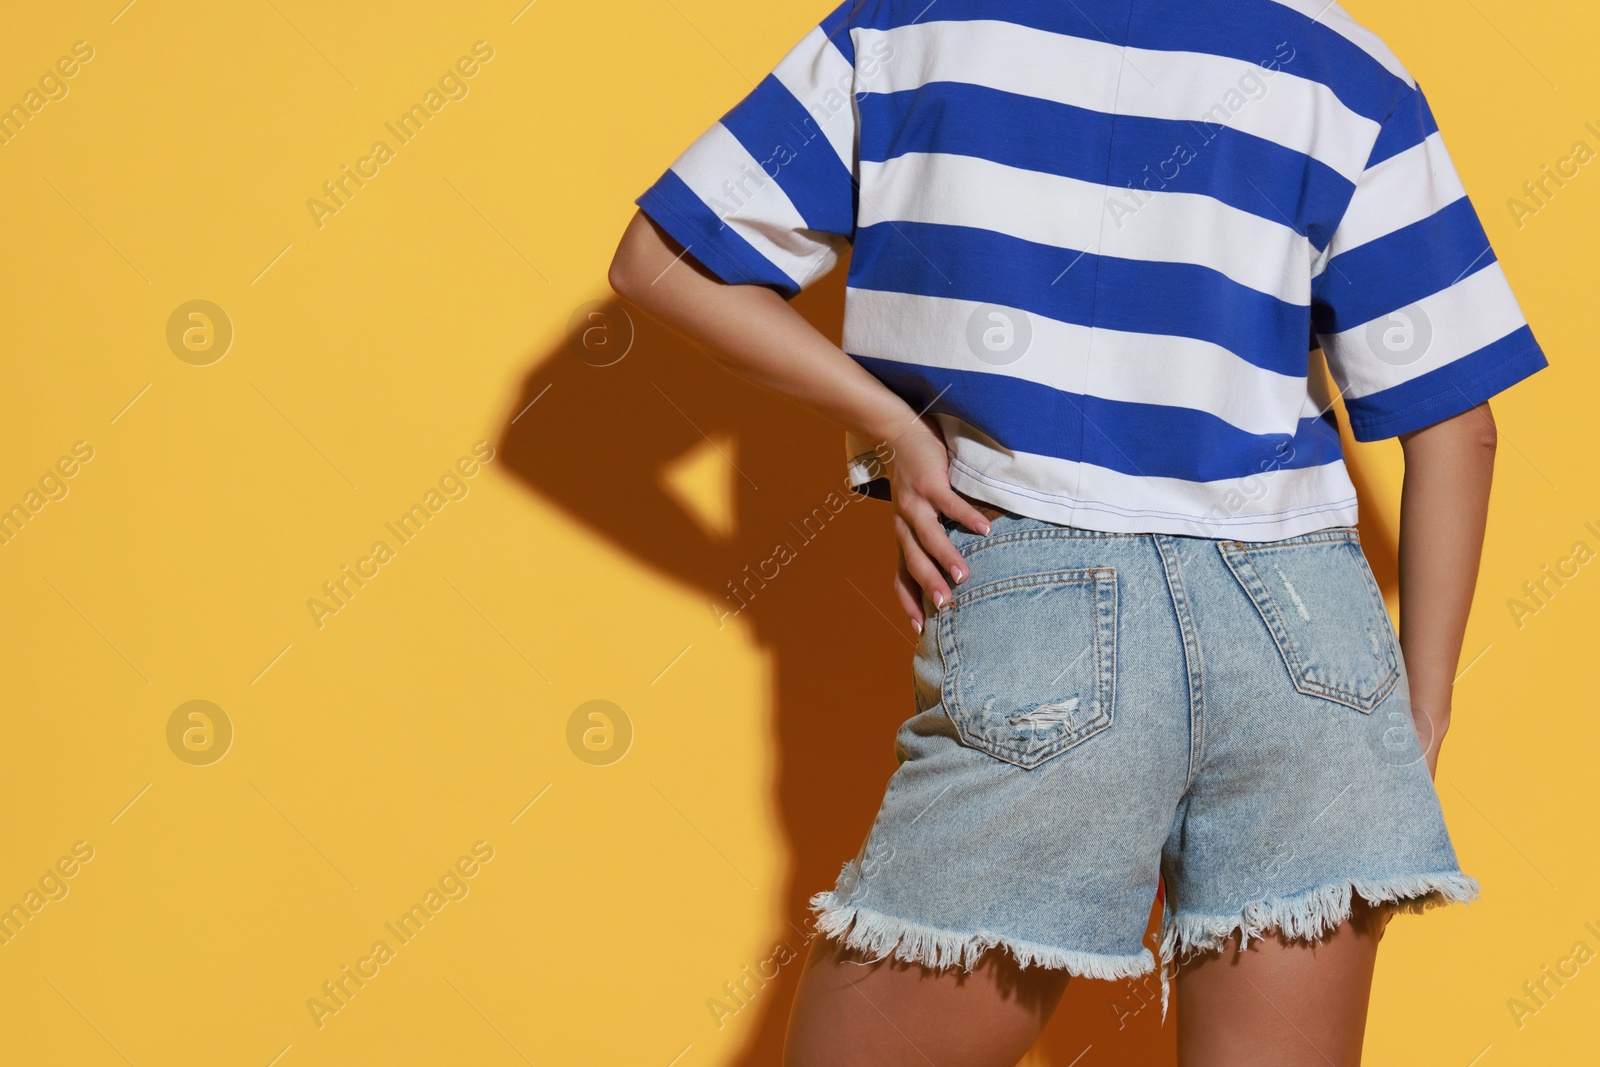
[
  {"xmin": 607, "ymin": 210, "xmax": 922, "ymax": 449},
  {"xmin": 1395, "ymin": 402, "xmax": 1498, "ymax": 762}
]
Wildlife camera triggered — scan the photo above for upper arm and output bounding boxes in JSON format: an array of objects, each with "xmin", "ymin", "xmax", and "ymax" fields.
[
  {"xmin": 625, "ymin": 2, "xmax": 863, "ymax": 300},
  {"xmin": 1397, "ymin": 399, "xmax": 1497, "ymax": 453},
  {"xmin": 609, "ymin": 209, "xmax": 692, "ymax": 297}
]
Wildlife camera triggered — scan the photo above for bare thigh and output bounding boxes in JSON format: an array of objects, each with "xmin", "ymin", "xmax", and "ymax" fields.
[
  {"xmin": 783, "ymin": 932, "xmax": 1071, "ymax": 1067},
  {"xmin": 1176, "ymin": 897, "xmax": 1392, "ymax": 1067}
]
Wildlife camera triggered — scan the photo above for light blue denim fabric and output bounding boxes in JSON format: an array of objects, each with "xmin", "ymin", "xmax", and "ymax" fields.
[{"xmin": 808, "ymin": 511, "xmax": 1477, "ymax": 1017}]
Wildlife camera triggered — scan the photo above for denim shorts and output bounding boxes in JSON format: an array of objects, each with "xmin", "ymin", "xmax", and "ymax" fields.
[{"xmin": 808, "ymin": 510, "xmax": 1477, "ymax": 1014}]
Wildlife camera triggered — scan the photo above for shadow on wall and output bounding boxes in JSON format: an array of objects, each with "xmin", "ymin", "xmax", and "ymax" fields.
[{"xmin": 496, "ymin": 263, "xmax": 1397, "ymax": 1067}]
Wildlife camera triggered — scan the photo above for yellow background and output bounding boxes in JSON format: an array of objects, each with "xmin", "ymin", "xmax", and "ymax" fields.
[{"xmin": 0, "ymin": 1, "xmax": 1593, "ymax": 1064}]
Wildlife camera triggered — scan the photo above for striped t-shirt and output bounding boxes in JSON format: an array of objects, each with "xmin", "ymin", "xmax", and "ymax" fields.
[{"xmin": 633, "ymin": 0, "xmax": 1548, "ymax": 539}]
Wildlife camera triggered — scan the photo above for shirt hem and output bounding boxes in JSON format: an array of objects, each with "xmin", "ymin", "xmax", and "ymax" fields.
[
  {"xmin": 943, "ymin": 462, "xmax": 1361, "ymax": 541},
  {"xmin": 634, "ymin": 184, "xmax": 796, "ymax": 297},
  {"xmin": 1347, "ymin": 341, "xmax": 1548, "ymax": 442}
]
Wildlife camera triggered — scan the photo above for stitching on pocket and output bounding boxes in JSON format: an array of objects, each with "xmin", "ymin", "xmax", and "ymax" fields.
[
  {"xmin": 937, "ymin": 567, "xmax": 1117, "ymax": 768},
  {"xmin": 1217, "ymin": 538, "xmax": 1398, "ymax": 713}
]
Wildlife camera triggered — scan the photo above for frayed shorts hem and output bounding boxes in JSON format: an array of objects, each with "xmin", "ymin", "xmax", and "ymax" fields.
[
  {"xmin": 808, "ymin": 869, "xmax": 1478, "ymax": 1024},
  {"xmin": 805, "ymin": 890, "xmax": 1156, "ymax": 981},
  {"xmin": 1159, "ymin": 869, "xmax": 1481, "ymax": 965}
]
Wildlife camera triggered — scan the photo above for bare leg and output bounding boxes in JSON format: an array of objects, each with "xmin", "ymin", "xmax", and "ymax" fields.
[
  {"xmin": 783, "ymin": 932, "xmax": 1071, "ymax": 1067},
  {"xmin": 1176, "ymin": 898, "xmax": 1392, "ymax": 1067}
]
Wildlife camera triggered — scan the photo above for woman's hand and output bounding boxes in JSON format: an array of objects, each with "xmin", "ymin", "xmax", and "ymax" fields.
[{"xmin": 887, "ymin": 417, "xmax": 994, "ymax": 633}]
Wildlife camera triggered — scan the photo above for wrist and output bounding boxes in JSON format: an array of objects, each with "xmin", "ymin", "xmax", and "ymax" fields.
[
  {"xmin": 866, "ymin": 418, "xmax": 944, "ymax": 477},
  {"xmin": 851, "ymin": 391, "xmax": 925, "ymax": 449},
  {"xmin": 1406, "ymin": 688, "xmax": 1452, "ymax": 723}
]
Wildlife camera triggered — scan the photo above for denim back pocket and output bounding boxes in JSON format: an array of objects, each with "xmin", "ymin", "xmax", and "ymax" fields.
[
  {"xmin": 1217, "ymin": 531, "xmax": 1400, "ymax": 713},
  {"xmin": 937, "ymin": 568, "xmax": 1117, "ymax": 769}
]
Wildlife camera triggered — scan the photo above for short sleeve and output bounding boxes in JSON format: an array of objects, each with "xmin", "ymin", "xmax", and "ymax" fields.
[
  {"xmin": 633, "ymin": 2, "xmax": 862, "ymax": 299},
  {"xmin": 1311, "ymin": 84, "xmax": 1547, "ymax": 441}
]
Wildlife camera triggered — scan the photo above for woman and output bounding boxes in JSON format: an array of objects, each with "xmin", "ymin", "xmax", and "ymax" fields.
[{"xmin": 608, "ymin": 1, "xmax": 1547, "ymax": 1063}]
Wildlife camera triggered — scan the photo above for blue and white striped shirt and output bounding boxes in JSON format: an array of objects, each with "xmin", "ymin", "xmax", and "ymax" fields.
[{"xmin": 634, "ymin": 0, "xmax": 1547, "ymax": 539}]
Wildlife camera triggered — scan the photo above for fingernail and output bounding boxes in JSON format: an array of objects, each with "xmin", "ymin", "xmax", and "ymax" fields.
[
  {"xmin": 933, "ymin": 591, "xmax": 945, "ymax": 608},
  {"xmin": 912, "ymin": 618, "xmax": 923, "ymax": 634},
  {"xmin": 978, "ymin": 521, "xmax": 992, "ymax": 535},
  {"xmin": 953, "ymin": 566, "xmax": 965, "ymax": 583}
]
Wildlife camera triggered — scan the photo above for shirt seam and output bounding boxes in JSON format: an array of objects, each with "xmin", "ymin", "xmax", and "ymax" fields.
[
  {"xmin": 1318, "ymin": 82, "xmax": 1419, "ymax": 271},
  {"xmin": 1069, "ymin": 0, "xmax": 1140, "ymax": 526}
]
